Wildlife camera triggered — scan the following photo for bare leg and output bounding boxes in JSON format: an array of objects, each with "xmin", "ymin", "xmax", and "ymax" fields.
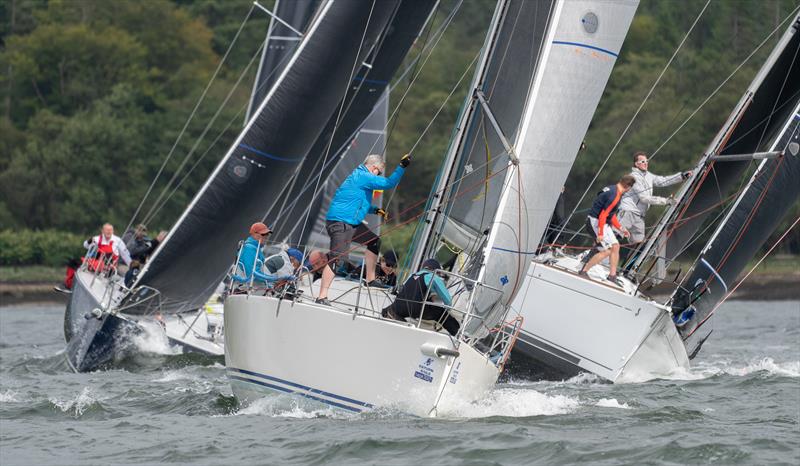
[
  {"xmin": 364, "ymin": 250, "xmax": 377, "ymax": 282},
  {"xmin": 582, "ymin": 249, "xmax": 611, "ymax": 273},
  {"xmin": 609, "ymin": 243, "xmax": 620, "ymax": 277},
  {"xmin": 319, "ymin": 265, "xmax": 334, "ymax": 299}
]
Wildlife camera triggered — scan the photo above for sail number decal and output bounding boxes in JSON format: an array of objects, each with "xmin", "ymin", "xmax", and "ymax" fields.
[{"xmin": 414, "ymin": 357, "xmax": 435, "ymax": 383}]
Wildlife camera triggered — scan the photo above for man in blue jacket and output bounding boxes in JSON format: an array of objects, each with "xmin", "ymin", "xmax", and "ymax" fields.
[
  {"xmin": 316, "ymin": 153, "xmax": 410, "ymax": 305},
  {"xmin": 235, "ymin": 222, "xmax": 292, "ymax": 286}
]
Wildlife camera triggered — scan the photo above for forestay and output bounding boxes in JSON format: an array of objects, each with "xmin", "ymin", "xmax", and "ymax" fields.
[
  {"xmin": 417, "ymin": 0, "xmax": 639, "ymax": 337},
  {"xmin": 133, "ymin": 0, "xmax": 399, "ymax": 313}
]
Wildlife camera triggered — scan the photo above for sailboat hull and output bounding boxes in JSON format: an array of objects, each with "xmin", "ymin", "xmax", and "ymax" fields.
[
  {"xmin": 224, "ymin": 294, "xmax": 500, "ymax": 416},
  {"xmin": 63, "ymin": 270, "xmax": 142, "ymax": 372},
  {"xmin": 508, "ymin": 260, "xmax": 689, "ymax": 382}
]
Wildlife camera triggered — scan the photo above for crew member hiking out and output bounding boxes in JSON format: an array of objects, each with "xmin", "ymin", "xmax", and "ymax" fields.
[
  {"xmin": 578, "ymin": 175, "xmax": 635, "ymax": 285},
  {"xmin": 382, "ymin": 258, "xmax": 460, "ymax": 336},
  {"xmin": 618, "ymin": 151, "xmax": 691, "ymax": 267},
  {"xmin": 316, "ymin": 153, "xmax": 410, "ymax": 305}
]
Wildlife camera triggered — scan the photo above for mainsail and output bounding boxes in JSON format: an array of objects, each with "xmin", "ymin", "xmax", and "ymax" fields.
[
  {"xmin": 633, "ymin": 14, "xmax": 800, "ymax": 275},
  {"xmin": 414, "ymin": 0, "xmax": 639, "ymax": 336},
  {"xmin": 267, "ymin": 0, "xmax": 437, "ymax": 245},
  {"xmin": 245, "ymin": 0, "xmax": 319, "ymax": 123},
  {"xmin": 134, "ymin": 0, "xmax": 399, "ymax": 313}
]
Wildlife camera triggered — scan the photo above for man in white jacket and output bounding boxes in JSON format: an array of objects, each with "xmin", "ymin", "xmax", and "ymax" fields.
[
  {"xmin": 619, "ymin": 151, "xmax": 691, "ymax": 247},
  {"xmin": 83, "ymin": 223, "xmax": 132, "ymax": 272}
]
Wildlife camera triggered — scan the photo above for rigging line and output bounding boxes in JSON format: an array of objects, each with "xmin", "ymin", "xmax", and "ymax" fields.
[
  {"xmin": 382, "ymin": 49, "xmax": 482, "ymax": 213},
  {"xmin": 554, "ymin": 0, "xmax": 711, "ymax": 246},
  {"xmin": 685, "ymin": 214, "xmax": 800, "ymax": 339},
  {"xmin": 364, "ymin": 0, "xmax": 465, "ymax": 159},
  {"xmin": 141, "ymin": 38, "xmax": 267, "ymax": 226},
  {"xmin": 649, "ymin": 4, "xmax": 800, "ymax": 160},
  {"xmin": 140, "ymin": 17, "xmax": 315, "ymax": 225},
  {"xmin": 295, "ymin": 0, "xmax": 379, "ymax": 253},
  {"xmin": 124, "ymin": 3, "xmax": 256, "ymax": 233}
]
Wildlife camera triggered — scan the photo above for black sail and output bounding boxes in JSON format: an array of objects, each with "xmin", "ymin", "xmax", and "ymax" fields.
[
  {"xmin": 660, "ymin": 15, "xmax": 800, "ymax": 262},
  {"xmin": 245, "ymin": 0, "xmax": 319, "ymax": 122},
  {"xmin": 134, "ymin": 0, "xmax": 399, "ymax": 313},
  {"xmin": 674, "ymin": 104, "xmax": 800, "ymax": 346},
  {"xmin": 267, "ymin": 0, "xmax": 437, "ymax": 245}
]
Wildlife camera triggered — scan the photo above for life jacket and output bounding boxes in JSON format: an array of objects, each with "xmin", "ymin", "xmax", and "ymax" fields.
[{"xmin": 86, "ymin": 235, "xmax": 118, "ymax": 272}]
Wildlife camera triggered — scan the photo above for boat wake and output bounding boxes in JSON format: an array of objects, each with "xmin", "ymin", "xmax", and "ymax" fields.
[
  {"xmin": 618, "ymin": 357, "xmax": 799, "ymax": 383},
  {"xmin": 131, "ymin": 320, "xmax": 181, "ymax": 356}
]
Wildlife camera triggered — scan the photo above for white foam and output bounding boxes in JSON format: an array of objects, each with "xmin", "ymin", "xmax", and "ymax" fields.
[
  {"xmin": 439, "ymin": 387, "xmax": 580, "ymax": 418},
  {"xmin": 131, "ymin": 320, "xmax": 181, "ymax": 355},
  {"xmin": 619, "ymin": 357, "xmax": 800, "ymax": 383},
  {"xmin": 595, "ymin": 398, "xmax": 632, "ymax": 409},
  {"xmin": 49, "ymin": 387, "xmax": 104, "ymax": 416},
  {"xmin": 235, "ymin": 396, "xmax": 349, "ymax": 419},
  {"xmin": 0, "ymin": 389, "xmax": 20, "ymax": 403},
  {"xmin": 723, "ymin": 358, "xmax": 800, "ymax": 377}
]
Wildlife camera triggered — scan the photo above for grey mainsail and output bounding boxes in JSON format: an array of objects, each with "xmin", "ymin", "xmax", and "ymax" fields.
[
  {"xmin": 133, "ymin": 0, "xmax": 399, "ymax": 313},
  {"xmin": 413, "ymin": 0, "xmax": 639, "ymax": 337}
]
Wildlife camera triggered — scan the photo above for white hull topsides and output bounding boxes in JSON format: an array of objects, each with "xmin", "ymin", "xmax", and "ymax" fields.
[{"xmin": 224, "ymin": 289, "xmax": 502, "ymax": 417}]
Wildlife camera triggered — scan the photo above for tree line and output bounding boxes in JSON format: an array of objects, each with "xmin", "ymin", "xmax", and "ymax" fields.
[{"xmin": 1, "ymin": 0, "xmax": 797, "ymax": 256}]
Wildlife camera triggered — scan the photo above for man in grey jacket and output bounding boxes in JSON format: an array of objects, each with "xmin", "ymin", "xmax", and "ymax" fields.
[{"xmin": 619, "ymin": 151, "xmax": 691, "ymax": 247}]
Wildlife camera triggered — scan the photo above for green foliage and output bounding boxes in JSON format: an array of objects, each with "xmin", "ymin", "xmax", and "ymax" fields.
[{"xmin": 0, "ymin": 229, "xmax": 86, "ymax": 266}]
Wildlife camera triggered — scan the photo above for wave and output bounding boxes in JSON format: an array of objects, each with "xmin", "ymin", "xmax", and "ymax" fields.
[
  {"xmin": 48, "ymin": 387, "xmax": 107, "ymax": 418},
  {"xmin": 439, "ymin": 387, "xmax": 581, "ymax": 418},
  {"xmin": 131, "ymin": 320, "xmax": 182, "ymax": 356},
  {"xmin": 619, "ymin": 357, "xmax": 799, "ymax": 383},
  {"xmin": 0, "ymin": 389, "xmax": 22, "ymax": 403},
  {"xmin": 595, "ymin": 398, "xmax": 632, "ymax": 409}
]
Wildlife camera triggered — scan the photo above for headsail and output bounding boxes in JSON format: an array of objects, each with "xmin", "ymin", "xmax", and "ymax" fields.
[
  {"xmin": 633, "ymin": 14, "xmax": 800, "ymax": 275},
  {"xmin": 245, "ymin": 0, "xmax": 319, "ymax": 123},
  {"xmin": 134, "ymin": 0, "xmax": 399, "ymax": 313},
  {"xmin": 267, "ymin": 0, "xmax": 438, "ymax": 246},
  {"xmin": 414, "ymin": 0, "xmax": 639, "ymax": 337}
]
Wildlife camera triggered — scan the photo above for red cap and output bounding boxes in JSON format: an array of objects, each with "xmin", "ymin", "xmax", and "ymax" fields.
[{"xmin": 249, "ymin": 222, "xmax": 271, "ymax": 235}]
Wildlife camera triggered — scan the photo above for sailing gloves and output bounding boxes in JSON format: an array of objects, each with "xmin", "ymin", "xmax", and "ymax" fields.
[
  {"xmin": 375, "ymin": 208, "xmax": 388, "ymax": 220},
  {"xmin": 400, "ymin": 153, "xmax": 411, "ymax": 168}
]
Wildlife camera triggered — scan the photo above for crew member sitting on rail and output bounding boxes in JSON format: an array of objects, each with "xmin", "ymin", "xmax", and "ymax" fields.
[
  {"xmin": 353, "ymin": 250, "xmax": 399, "ymax": 287},
  {"xmin": 578, "ymin": 175, "xmax": 635, "ymax": 285},
  {"xmin": 83, "ymin": 223, "xmax": 132, "ymax": 273},
  {"xmin": 382, "ymin": 258, "xmax": 460, "ymax": 336},
  {"xmin": 234, "ymin": 222, "xmax": 292, "ymax": 286},
  {"xmin": 316, "ymin": 153, "xmax": 410, "ymax": 306}
]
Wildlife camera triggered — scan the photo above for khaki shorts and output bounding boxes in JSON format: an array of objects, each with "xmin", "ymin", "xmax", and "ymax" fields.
[{"xmin": 618, "ymin": 210, "xmax": 645, "ymax": 243}]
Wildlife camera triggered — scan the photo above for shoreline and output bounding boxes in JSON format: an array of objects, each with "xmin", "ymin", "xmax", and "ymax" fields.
[{"xmin": 2, "ymin": 273, "xmax": 798, "ymax": 306}]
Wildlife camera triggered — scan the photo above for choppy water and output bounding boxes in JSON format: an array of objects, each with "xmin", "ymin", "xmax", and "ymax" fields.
[{"xmin": 1, "ymin": 301, "xmax": 798, "ymax": 465}]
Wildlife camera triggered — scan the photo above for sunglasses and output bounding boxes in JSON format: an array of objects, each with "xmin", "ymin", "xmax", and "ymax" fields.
[
  {"xmin": 259, "ymin": 231, "xmax": 272, "ymax": 236},
  {"xmin": 636, "ymin": 160, "xmax": 649, "ymax": 164}
]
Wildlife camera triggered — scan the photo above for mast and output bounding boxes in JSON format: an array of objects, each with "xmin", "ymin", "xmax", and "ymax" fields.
[{"xmin": 245, "ymin": 0, "xmax": 318, "ymax": 124}]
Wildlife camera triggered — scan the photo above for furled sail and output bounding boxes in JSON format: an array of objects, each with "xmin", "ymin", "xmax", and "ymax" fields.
[
  {"xmin": 415, "ymin": 0, "xmax": 639, "ymax": 336},
  {"xmin": 133, "ymin": 0, "xmax": 399, "ymax": 313},
  {"xmin": 266, "ymin": 0, "xmax": 437, "ymax": 245},
  {"xmin": 245, "ymin": 0, "xmax": 319, "ymax": 123},
  {"xmin": 673, "ymin": 101, "xmax": 800, "ymax": 347},
  {"xmin": 633, "ymin": 14, "xmax": 800, "ymax": 275}
]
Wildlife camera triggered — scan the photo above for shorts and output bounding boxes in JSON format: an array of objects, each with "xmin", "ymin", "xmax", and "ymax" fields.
[
  {"xmin": 326, "ymin": 221, "xmax": 381, "ymax": 269},
  {"xmin": 587, "ymin": 216, "xmax": 618, "ymax": 251},
  {"xmin": 617, "ymin": 210, "xmax": 645, "ymax": 243}
]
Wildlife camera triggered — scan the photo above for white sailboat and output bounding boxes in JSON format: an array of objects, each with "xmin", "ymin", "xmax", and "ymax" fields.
[
  {"xmin": 225, "ymin": 0, "xmax": 640, "ymax": 415},
  {"xmin": 508, "ymin": 11, "xmax": 800, "ymax": 382}
]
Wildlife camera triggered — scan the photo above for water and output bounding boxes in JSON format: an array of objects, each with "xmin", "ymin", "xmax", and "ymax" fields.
[{"xmin": 1, "ymin": 301, "xmax": 798, "ymax": 465}]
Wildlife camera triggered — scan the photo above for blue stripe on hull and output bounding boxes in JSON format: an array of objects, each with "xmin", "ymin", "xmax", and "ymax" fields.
[{"xmin": 227, "ymin": 367, "xmax": 374, "ymax": 412}]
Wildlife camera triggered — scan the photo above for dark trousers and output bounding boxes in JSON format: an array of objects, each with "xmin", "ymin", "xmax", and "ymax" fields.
[
  {"xmin": 326, "ymin": 221, "xmax": 381, "ymax": 269},
  {"xmin": 384, "ymin": 302, "xmax": 460, "ymax": 336}
]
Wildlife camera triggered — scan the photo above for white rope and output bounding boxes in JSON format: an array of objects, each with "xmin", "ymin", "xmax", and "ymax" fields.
[
  {"xmin": 125, "ymin": 3, "xmax": 256, "ymax": 233},
  {"xmin": 554, "ymin": 0, "xmax": 711, "ymax": 245}
]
